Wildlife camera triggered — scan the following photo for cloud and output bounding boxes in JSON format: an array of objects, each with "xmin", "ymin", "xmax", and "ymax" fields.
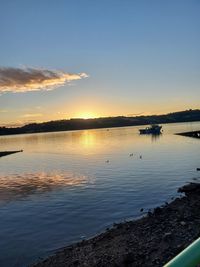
[
  {"xmin": 0, "ymin": 67, "xmax": 88, "ymax": 93},
  {"xmin": 21, "ymin": 113, "xmax": 43, "ymax": 118}
]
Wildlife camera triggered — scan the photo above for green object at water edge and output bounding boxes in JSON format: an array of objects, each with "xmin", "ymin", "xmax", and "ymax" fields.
[{"xmin": 164, "ymin": 237, "xmax": 200, "ymax": 267}]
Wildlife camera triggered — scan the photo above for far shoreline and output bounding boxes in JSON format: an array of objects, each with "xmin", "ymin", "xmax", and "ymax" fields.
[
  {"xmin": 0, "ymin": 119, "xmax": 200, "ymax": 138},
  {"xmin": 0, "ymin": 109, "xmax": 200, "ymax": 137}
]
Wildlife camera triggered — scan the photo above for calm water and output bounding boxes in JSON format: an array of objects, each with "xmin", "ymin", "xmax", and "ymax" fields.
[{"xmin": 0, "ymin": 122, "xmax": 199, "ymax": 267}]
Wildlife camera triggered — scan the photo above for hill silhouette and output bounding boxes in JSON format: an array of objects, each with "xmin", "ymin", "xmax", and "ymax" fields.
[{"xmin": 0, "ymin": 109, "xmax": 199, "ymax": 136}]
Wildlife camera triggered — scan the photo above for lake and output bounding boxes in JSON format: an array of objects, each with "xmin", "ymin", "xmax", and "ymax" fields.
[{"xmin": 0, "ymin": 122, "xmax": 199, "ymax": 267}]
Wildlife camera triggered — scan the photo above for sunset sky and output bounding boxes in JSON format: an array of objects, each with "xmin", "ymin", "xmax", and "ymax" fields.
[{"xmin": 0, "ymin": 0, "xmax": 199, "ymax": 126}]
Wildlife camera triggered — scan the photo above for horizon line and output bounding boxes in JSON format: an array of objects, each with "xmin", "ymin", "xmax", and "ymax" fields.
[{"xmin": 1, "ymin": 108, "xmax": 199, "ymax": 129}]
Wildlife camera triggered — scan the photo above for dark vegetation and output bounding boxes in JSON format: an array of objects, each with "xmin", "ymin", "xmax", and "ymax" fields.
[{"xmin": 1, "ymin": 109, "xmax": 200, "ymax": 136}]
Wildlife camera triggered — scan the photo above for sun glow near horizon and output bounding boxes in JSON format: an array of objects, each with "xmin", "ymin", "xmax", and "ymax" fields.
[{"xmin": 73, "ymin": 112, "xmax": 98, "ymax": 120}]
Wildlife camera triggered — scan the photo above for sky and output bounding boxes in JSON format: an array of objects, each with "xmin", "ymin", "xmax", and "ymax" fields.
[{"xmin": 0, "ymin": 0, "xmax": 199, "ymax": 126}]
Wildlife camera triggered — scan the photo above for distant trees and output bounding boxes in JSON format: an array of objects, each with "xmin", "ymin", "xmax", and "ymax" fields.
[{"xmin": 0, "ymin": 109, "xmax": 200, "ymax": 136}]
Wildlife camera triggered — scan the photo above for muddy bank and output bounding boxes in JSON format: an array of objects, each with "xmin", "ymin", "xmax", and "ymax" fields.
[
  {"xmin": 176, "ymin": 130, "xmax": 200, "ymax": 139},
  {"xmin": 0, "ymin": 150, "xmax": 23, "ymax": 158},
  {"xmin": 32, "ymin": 183, "xmax": 200, "ymax": 267}
]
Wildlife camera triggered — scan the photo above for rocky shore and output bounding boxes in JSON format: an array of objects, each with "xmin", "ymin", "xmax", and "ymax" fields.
[{"xmin": 32, "ymin": 183, "xmax": 200, "ymax": 267}]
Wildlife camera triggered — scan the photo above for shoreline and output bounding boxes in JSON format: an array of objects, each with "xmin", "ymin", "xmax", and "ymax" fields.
[
  {"xmin": 0, "ymin": 109, "xmax": 199, "ymax": 136},
  {"xmin": 0, "ymin": 121, "xmax": 199, "ymax": 138},
  {"xmin": 0, "ymin": 150, "xmax": 23, "ymax": 157},
  {"xmin": 31, "ymin": 183, "xmax": 200, "ymax": 267},
  {"xmin": 176, "ymin": 130, "xmax": 200, "ymax": 139}
]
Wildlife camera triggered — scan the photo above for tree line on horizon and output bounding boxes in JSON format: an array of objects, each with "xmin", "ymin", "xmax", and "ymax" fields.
[{"xmin": 0, "ymin": 109, "xmax": 199, "ymax": 136}]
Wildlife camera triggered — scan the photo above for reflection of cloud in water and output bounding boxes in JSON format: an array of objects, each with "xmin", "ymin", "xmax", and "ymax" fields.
[{"xmin": 0, "ymin": 171, "xmax": 91, "ymax": 203}]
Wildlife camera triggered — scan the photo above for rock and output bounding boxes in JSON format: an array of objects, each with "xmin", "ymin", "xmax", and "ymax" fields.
[
  {"xmin": 154, "ymin": 207, "xmax": 162, "ymax": 215},
  {"xmin": 72, "ymin": 259, "xmax": 79, "ymax": 266},
  {"xmin": 148, "ymin": 211, "xmax": 152, "ymax": 217},
  {"xmin": 163, "ymin": 232, "xmax": 172, "ymax": 241},
  {"xmin": 180, "ymin": 221, "xmax": 186, "ymax": 226},
  {"xmin": 178, "ymin": 183, "xmax": 200, "ymax": 195}
]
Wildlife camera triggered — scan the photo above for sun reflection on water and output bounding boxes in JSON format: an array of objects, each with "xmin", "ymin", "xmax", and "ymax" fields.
[{"xmin": 80, "ymin": 130, "xmax": 96, "ymax": 149}]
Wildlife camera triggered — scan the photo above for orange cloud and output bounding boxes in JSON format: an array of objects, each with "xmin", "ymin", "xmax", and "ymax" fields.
[
  {"xmin": 21, "ymin": 113, "xmax": 43, "ymax": 118},
  {"xmin": 0, "ymin": 67, "xmax": 88, "ymax": 93}
]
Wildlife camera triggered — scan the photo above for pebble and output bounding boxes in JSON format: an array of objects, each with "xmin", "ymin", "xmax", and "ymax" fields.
[
  {"xmin": 163, "ymin": 232, "xmax": 172, "ymax": 241},
  {"xmin": 180, "ymin": 221, "xmax": 186, "ymax": 226}
]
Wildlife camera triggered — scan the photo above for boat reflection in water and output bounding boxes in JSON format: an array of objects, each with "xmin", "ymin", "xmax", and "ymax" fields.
[
  {"xmin": 139, "ymin": 124, "xmax": 162, "ymax": 135},
  {"xmin": 151, "ymin": 132, "xmax": 162, "ymax": 142}
]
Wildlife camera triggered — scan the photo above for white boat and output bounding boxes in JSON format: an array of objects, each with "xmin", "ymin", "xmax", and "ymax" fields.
[{"xmin": 139, "ymin": 124, "xmax": 162, "ymax": 135}]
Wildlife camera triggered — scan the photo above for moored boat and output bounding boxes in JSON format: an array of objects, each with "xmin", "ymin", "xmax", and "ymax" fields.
[{"xmin": 139, "ymin": 124, "xmax": 162, "ymax": 135}]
